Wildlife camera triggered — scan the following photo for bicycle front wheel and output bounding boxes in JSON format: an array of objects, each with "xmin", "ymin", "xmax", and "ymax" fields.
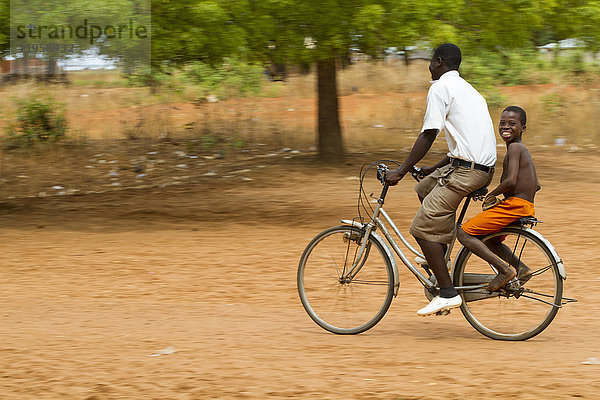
[
  {"xmin": 297, "ymin": 225, "xmax": 394, "ymax": 334},
  {"xmin": 453, "ymin": 227, "xmax": 563, "ymax": 341}
]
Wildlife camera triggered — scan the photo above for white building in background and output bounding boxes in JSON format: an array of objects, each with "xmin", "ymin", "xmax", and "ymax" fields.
[
  {"xmin": 537, "ymin": 38, "xmax": 600, "ymax": 62},
  {"xmin": 2, "ymin": 47, "xmax": 116, "ymax": 79},
  {"xmin": 58, "ymin": 48, "xmax": 117, "ymax": 71},
  {"xmin": 537, "ymin": 38, "xmax": 584, "ymax": 52}
]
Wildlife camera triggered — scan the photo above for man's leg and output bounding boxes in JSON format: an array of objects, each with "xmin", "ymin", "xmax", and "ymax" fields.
[
  {"xmin": 413, "ymin": 236, "xmax": 462, "ymax": 316},
  {"xmin": 456, "ymin": 227, "xmax": 516, "ymax": 291},
  {"xmin": 415, "ymin": 194, "xmax": 447, "ymax": 272},
  {"xmin": 410, "ymin": 166, "xmax": 490, "ymax": 314},
  {"xmin": 415, "ymin": 236, "xmax": 454, "ymax": 293}
]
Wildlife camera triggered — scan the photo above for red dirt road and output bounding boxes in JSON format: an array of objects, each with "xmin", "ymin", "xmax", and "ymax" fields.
[{"xmin": 0, "ymin": 150, "xmax": 598, "ymax": 399}]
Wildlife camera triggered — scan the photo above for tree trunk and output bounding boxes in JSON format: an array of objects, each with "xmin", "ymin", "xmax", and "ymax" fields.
[
  {"xmin": 317, "ymin": 58, "xmax": 344, "ymax": 163},
  {"xmin": 47, "ymin": 56, "xmax": 56, "ymax": 77}
]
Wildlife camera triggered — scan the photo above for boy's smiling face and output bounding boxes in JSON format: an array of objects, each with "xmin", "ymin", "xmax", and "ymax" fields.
[{"xmin": 499, "ymin": 110, "xmax": 526, "ymax": 143}]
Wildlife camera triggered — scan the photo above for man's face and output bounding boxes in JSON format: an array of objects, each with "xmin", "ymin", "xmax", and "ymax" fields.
[
  {"xmin": 499, "ymin": 111, "xmax": 526, "ymax": 143},
  {"xmin": 429, "ymin": 55, "xmax": 443, "ymax": 80}
]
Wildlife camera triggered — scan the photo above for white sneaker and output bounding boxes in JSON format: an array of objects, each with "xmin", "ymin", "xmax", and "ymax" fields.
[{"xmin": 417, "ymin": 295, "xmax": 462, "ymax": 316}]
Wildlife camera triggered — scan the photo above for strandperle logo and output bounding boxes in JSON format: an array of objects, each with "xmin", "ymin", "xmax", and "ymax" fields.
[{"xmin": 15, "ymin": 19, "xmax": 149, "ymax": 45}]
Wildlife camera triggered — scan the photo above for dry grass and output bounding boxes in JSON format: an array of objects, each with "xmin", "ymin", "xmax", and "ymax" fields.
[
  {"xmin": 68, "ymin": 69, "xmax": 128, "ymax": 87},
  {"xmin": 493, "ymin": 84, "xmax": 600, "ymax": 149},
  {"xmin": 0, "ymin": 60, "xmax": 599, "ymax": 152},
  {"xmin": 1, "ymin": 57, "xmax": 599, "ymax": 200}
]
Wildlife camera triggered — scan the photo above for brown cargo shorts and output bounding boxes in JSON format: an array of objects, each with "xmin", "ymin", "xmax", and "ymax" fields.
[{"xmin": 409, "ymin": 163, "xmax": 494, "ymax": 243}]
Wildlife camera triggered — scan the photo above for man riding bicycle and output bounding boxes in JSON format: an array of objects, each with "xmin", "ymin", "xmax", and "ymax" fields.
[{"xmin": 385, "ymin": 43, "xmax": 496, "ymax": 316}]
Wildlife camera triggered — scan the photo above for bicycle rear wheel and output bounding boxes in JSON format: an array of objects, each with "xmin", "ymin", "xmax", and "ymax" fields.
[
  {"xmin": 453, "ymin": 227, "xmax": 563, "ymax": 341},
  {"xmin": 297, "ymin": 225, "xmax": 394, "ymax": 334}
]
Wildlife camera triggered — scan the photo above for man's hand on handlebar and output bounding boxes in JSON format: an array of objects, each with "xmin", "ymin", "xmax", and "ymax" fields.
[
  {"xmin": 385, "ymin": 168, "xmax": 406, "ymax": 185},
  {"xmin": 385, "ymin": 165, "xmax": 430, "ymax": 185}
]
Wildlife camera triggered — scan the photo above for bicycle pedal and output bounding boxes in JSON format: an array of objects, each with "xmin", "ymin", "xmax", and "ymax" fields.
[
  {"xmin": 435, "ymin": 309, "xmax": 451, "ymax": 316},
  {"xmin": 415, "ymin": 256, "xmax": 428, "ymax": 266},
  {"xmin": 506, "ymin": 280, "xmax": 521, "ymax": 290}
]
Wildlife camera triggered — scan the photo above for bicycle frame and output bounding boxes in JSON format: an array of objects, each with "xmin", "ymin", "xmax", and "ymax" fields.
[
  {"xmin": 297, "ymin": 161, "xmax": 577, "ymax": 339},
  {"xmin": 340, "ymin": 177, "xmax": 490, "ymax": 295}
]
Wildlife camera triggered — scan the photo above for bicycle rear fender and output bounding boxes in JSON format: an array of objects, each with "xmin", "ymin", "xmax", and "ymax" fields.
[
  {"xmin": 522, "ymin": 227, "xmax": 566, "ymax": 280},
  {"xmin": 452, "ymin": 227, "xmax": 567, "ymax": 280},
  {"xmin": 341, "ymin": 219, "xmax": 400, "ymax": 296}
]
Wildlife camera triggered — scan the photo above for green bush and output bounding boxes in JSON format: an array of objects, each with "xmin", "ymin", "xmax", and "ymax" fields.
[
  {"xmin": 539, "ymin": 93, "xmax": 566, "ymax": 115},
  {"xmin": 462, "ymin": 47, "xmax": 600, "ymax": 89},
  {"xmin": 123, "ymin": 59, "xmax": 267, "ymax": 100},
  {"xmin": 185, "ymin": 62, "xmax": 225, "ymax": 89},
  {"xmin": 479, "ymin": 86, "xmax": 508, "ymax": 109},
  {"xmin": 461, "ymin": 49, "xmax": 551, "ymax": 88},
  {"xmin": 555, "ymin": 50, "xmax": 587, "ymax": 74},
  {"xmin": 201, "ymin": 134, "xmax": 218, "ymax": 150},
  {"xmin": 4, "ymin": 97, "xmax": 67, "ymax": 148},
  {"xmin": 124, "ymin": 67, "xmax": 155, "ymax": 87},
  {"xmin": 184, "ymin": 58, "xmax": 266, "ymax": 99}
]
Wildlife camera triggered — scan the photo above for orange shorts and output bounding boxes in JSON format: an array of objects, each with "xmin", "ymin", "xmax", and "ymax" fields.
[{"xmin": 461, "ymin": 196, "xmax": 535, "ymax": 236}]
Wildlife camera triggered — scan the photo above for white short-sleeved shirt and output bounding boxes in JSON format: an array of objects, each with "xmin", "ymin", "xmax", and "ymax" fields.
[{"xmin": 421, "ymin": 70, "xmax": 496, "ymax": 167}]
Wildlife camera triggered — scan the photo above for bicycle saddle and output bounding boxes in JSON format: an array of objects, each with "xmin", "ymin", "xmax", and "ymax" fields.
[{"xmin": 511, "ymin": 216, "xmax": 541, "ymax": 226}]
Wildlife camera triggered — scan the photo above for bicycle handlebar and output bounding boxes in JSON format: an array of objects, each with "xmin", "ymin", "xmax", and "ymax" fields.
[
  {"xmin": 376, "ymin": 163, "xmax": 424, "ymax": 185},
  {"xmin": 376, "ymin": 164, "xmax": 389, "ymax": 184},
  {"xmin": 411, "ymin": 166, "xmax": 425, "ymax": 181}
]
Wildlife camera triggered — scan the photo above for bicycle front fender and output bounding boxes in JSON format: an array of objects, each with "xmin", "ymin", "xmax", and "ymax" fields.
[{"xmin": 341, "ymin": 219, "xmax": 400, "ymax": 296}]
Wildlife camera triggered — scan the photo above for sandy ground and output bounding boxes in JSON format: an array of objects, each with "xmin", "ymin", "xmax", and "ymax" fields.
[{"xmin": 0, "ymin": 149, "xmax": 599, "ymax": 399}]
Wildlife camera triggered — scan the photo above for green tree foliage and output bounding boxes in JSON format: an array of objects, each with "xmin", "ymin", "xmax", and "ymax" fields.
[
  {"xmin": 3, "ymin": 0, "xmax": 600, "ymax": 160},
  {"xmin": 185, "ymin": 59, "xmax": 265, "ymax": 98},
  {"xmin": 542, "ymin": 0, "xmax": 600, "ymax": 50},
  {"xmin": 453, "ymin": 0, "xmax": 550, "ymax": 51},
  {"xmin": 1, "ymin": 0, "xmax": 149, "ymax": 72},
  {"xmin": 0, "ymin": 0, "xmax": 8, "ymax": 56},
  {"xmin": 390, "ymin": 0, "xmax": 462, "ymax": 54},
  {"xmin": 151, "ymin": 0, "xmax": 245, "ymax": 69},
  {"xmin": 222, "ymin": 0, "xmax": 460, "ymax": 162}
]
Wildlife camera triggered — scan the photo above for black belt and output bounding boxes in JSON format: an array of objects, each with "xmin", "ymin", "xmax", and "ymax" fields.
[{"xmin": 450, "ymin": 158, "xmax": 493, "ymax": 173}]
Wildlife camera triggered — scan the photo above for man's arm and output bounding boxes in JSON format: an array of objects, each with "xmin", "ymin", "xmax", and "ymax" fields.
[
  {"xmin": 385, "ymin": 129, "xmax": 438, "ymax": 185},
  {"xmin": 421, "ymin": 155, "xmax": 451, "ymax": 176}
]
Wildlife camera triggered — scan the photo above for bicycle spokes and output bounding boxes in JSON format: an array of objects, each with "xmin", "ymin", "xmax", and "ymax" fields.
[
  {"xmin": 298, "ymin": 226, "xmax": 394, "ymax": 334},
  {"xmin": 455, "ymin": 227, "xmax": 563, "ymax": 340}
]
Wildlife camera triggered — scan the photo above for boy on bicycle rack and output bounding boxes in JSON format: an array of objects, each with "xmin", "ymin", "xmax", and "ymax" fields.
[
  {"xmin": 457, "ymin": 106, "xmax": 540, "ymax": 292},
  {"xmin": 385, "ymin": 43, "xmax": 496, "ymax": 316}
]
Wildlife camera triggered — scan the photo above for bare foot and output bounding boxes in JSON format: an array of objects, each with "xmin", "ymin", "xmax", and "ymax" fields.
[
  {"xmin": 516, "ymin": 265, "xmax": 533, "ymax": 285},
  {"xmin": 487, "ymin": 267, "xmax": 517, "ymax": 292}
]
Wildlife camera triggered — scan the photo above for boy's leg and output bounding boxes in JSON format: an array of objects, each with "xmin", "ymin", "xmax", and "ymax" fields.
[
  {"xmin": 458, "ymin": 197, "xmax": 536, "ymax": 289},
  {"xmin": 456, "ymin": 227, "xmax": 516, "ymax": 291},
  {"xmin": 485, "ymin": 237, "xmax": 532, "ymax": 283}
]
